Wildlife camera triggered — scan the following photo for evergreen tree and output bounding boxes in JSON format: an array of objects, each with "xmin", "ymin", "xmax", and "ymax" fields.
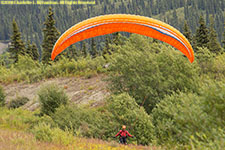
[
  {"xmin": 81, "ymin": 41, "xmax": 87, "ymax": 57},
  {"xmin": 25, "ymin": 40, "xmax": 33, "ymax": 57},
  {"xmin": 183, "ymin": 21, "xmax": 192, "ymax": 43},
  {"xmin": 8, "ymin": 19, "xmax": 25, "ymax": 62},
  {"xmin": 91, "ymin": 38, "xmax": 98, "ymax": 58},
  {"xmin": 31, "ymin": 43, "xmax": 39, "ymax": 61},
  {"xmin": 103, "ymin": 35, "xmax": 111, "ymax": 58},
  {"xmin": 172, "ymin": 9, "xmax": 178, "ymax": 26},
  {"xmin": 65, "ymin": 45, "xmax": 79, "ymax": 59},
  {"xmin": 194, "ymin": 16, "xmax": 209, "ymax": 50},
  {"xmin": 112, "ymin": 32, "xmax": 123, "ymax": 46},
  {"xmin": 42, "ymin": 7, "xmax": 60, "ymax": 63},
  {"xmin": 111, "ymin": 32, "xmax": 126, "ymax": 52},
  {"xmin": 223, "ymin": 23, "xmax": 225, "ymax": 50},
  {"xmin": 208, "ymin": 17, "xmax": 222, "ymax": 54}
]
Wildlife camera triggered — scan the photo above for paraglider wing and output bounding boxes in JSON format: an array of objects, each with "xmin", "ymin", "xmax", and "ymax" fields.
[{"xmin": 51, "ymin": 14, "xmax": 194, "ymax": 63}]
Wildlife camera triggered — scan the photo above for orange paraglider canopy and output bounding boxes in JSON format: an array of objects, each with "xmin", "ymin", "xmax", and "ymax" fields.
[{"xmin": 51, "ymin": 14, "xmax": 194, "ymax": 63}]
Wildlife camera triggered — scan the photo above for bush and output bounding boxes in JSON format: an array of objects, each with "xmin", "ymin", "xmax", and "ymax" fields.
[
  {"xmin": 32, "ymin": 122, "xmax": 74, "ymax": 145},
  {"xmin": 109, "ymin": 34, "xmax": 200, "ymax": 113},
  {"xmin": 52, "ymin": 105, "xmax": 109, "ymax": 139},
  {"xmin": 0, "ymin": 107, "xmax": 53, "ymax": 130},
  {"xmin": 38, "ymin": 84, "xmax": 68, "ymax": 116},
  {"xmin": 106, "ymin": 93, "xmax": 155, "ymax": 145},
  {"xmin": 0, "ymin": 86, "xmax": 5, "ymax": 106},
  {"xmin": 8, "ymin": 96, "xmax": 29, "ymax": 109},
  {"xmin": 152, "ymin": 80, "xmax": 225, "ymax": 145}
]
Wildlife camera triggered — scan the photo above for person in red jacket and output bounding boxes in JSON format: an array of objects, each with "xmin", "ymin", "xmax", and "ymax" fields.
[{"xmin": 115, "ymin": 125, "xmax": 134, "ymax": 144}]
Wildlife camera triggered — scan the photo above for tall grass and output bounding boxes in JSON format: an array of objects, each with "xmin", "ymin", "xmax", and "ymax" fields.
[{"xmin": 0, "ymin": 55, "xmax": 107, "ymax": 84}]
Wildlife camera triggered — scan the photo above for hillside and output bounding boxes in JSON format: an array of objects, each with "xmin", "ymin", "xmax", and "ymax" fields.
[{"xmin": 2, "ymin": 74, "xmax": 109, "ymax": 110}]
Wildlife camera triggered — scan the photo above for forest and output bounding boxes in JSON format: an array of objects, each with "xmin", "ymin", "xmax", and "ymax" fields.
[{"xmin": 0, "ymin": 0, "xmax": 224, "ymax": 50}]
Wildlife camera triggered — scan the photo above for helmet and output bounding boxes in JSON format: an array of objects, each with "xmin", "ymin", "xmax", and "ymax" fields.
[{"xmin": 122, "ymin": 125, "xmax": 126, "ymax": 129}]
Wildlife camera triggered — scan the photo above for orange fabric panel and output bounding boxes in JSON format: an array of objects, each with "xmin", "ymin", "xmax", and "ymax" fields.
[{"xmin": 51, "ymin": 14, "xmax": 194, "ymax": 63}]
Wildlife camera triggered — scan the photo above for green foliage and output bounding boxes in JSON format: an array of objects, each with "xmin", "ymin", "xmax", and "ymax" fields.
[
  {"xmin": 106, "ymin": 93, "xmax": 155, "ymax": 145},
  {"xmin": 188, "ymin": 128, "xmax": 225, "ymax": 150},
  {"xmin": 152, "ymin": 80, "xmax": 225, "ymax": 145},
  {"xmin": 32, "ymin": 122, "xmax": 74, "ymax": 145},
  {"xmin": 29, "ymin": 42, "xmax": 39, "ymax": 61},
  {"xmin": 81, "ymin": 41, "xmax": 88, "ymax": 57},
  {"xmin": 208, "ymin": 17, "xmax": 222, "ymax": 54},
  {"xmin": 0, "ymin": 52, "xmax": 14, "ymax": 67},
  {"xmin": 52, "ymin": 105, "xmax": 109, "ymax": 139},
  {"xmin": 15, "ymin": 55, "xmax": 40, "ymax": 71},
  {"xmin": 42, "ymin": 7, "xmax": 60, "ymax": 64},
  {"xmin": 195, "ymin": 47, "xmax": 214, "ymax": 74},
  {"xmin": 103, "ymin": 35, "xmax": 112, "ymax": 58},
  {"xmin": 8, "ymin": 19, "xmax": 25, "ymax": 62},
  {"xmin": 0, "ymin": 107, "xmax": 53, "ymax": 130},
  {"xmin": 223, "ymin": 24, "xmax": 225, "ymax": 49},
  {"xmin": 183, "ymin": 21, "xmax": 192, "ymax": 44},
  {"xmin": 200, "ymin": 81, "xmax": 225, "ymax": 127},
  {"xmin": 38, "ymin": 84, "xmax": 68, "ymax": 116},
  {"xmin": 0, "ymin": 55, "xmax": 106, "ymax": 84},
  {"xmin": 210, "ymin": 53, "xmax": 225, "ymax": 79},
  {"xmin": 0, "ymin": 86, "xmax": 5, "ymax": 106},
  {"xmin": 91, "ymin": 38, "xmax": 98, "ymax": 58},
  {"xmin": 194, "ymin": 16, "xmax": 209, "ymax": 51},
  {"xmin": 109, "ymin": 34, "xmax": 200, "ymax": 113},
  {"xmin": 196, "ymin": 49, "xmax": 225, "ymax": 79},
  {"xmin": 52, "ymin": 93, "xmax": 154, "ymax": 145},
  {"xmin": 8, "ymin": 96, "xmax": 29, "ymax": 109}
]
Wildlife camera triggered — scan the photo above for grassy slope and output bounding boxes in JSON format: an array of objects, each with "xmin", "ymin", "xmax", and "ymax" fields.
[{"xmin": 0, "ymin": 128, "xmax": 160, "ymax": 150}]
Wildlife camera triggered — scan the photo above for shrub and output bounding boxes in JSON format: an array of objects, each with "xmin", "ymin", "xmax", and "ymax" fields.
[
  {"xmin": 38, "ymin": 84, "xmax": 68, "ymax": 116},
  {"xmin": 52, "ymin": 105, "xmax": 109, "ymax": 139},
  {"xmin": 152, "ymin": 80, "xmax": 225, "ymax": 145},
  {"xmin": 0, "ymin": 86, "xmax": 5, "ymax": 106},
  {"xmin": 106, "ymin": 93, "xmax": 155, "ymax": 145},
  {"xmin": 0, "ymin": 107, "xmax": 53, "ymax": 130},
  {"xmin": 8, "ymin": 96, "xmax": 29, "ymax": 109},
  {"xmin": 32, "ymin": 122, "xmax": 76, "ymax": 145},
  {"xmin": 195, "ymin": 47, "xmax": 214, "ymax": 74},
  {"xmin": 32, "ymin": 123, "xmax": 53, "ymax": 142}
]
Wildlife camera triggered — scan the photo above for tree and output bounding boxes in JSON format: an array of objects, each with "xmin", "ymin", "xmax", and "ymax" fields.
[
  {"xmin": 31, "ymin": 43, "xmax": 39, "ymax": 61},
  {"xmin": 81, "ymin": 41, "xmax": 88, "ymax": 57},
  {"xmin": 42, "ymin": 7, "xmax": 60, "ymax": 63},
  {"xmin": 109, "ymin": 35, "xmax": 200, "ymax": 113},
  {"xmin": 111, "ymin": 32, "xmax": 126, "ymax": 52},
  {"xmin": 25, "ymin": 40, "xmax": 33, "ymax": 57},
  {"xmin": 223, "ymin": 23, "xmax": 225, "ymax": 50},
  {"xmin": 194, "ymin": 16, "xmax": 209, "ymax": 51},
  {"xmin": 91, "ymin": 38, "xmax": 98, "ymax": 58},
  {"xmin": 172, "ymin": 9, "xmax": 178, "ymax": 26},
  {"xmin": 208, "ymin": 17, "xmax": 222, "ymax": 54},
  {"xmin": 69, "ymin": 45, "xmax": 79, "ymax": 59},
  {"xmin": 183, "ymin": 21, "xmax": 192, "ymax": 43},
  {"xmin": 8, "ymin": 19, "xmax": 25, "ymax": 62},
  {"xmin": 112, "ymin": 32, "xmax": 123, "ymax": 46},
  {"xmin": 103, "ymin": 35, "xmax": 111, "ymax": 58}
]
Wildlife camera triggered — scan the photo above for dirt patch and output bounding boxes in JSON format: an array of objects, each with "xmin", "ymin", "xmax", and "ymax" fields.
[{"xmin": 1, "ymin": 74, "xmax": 110, "ymax": 110}]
